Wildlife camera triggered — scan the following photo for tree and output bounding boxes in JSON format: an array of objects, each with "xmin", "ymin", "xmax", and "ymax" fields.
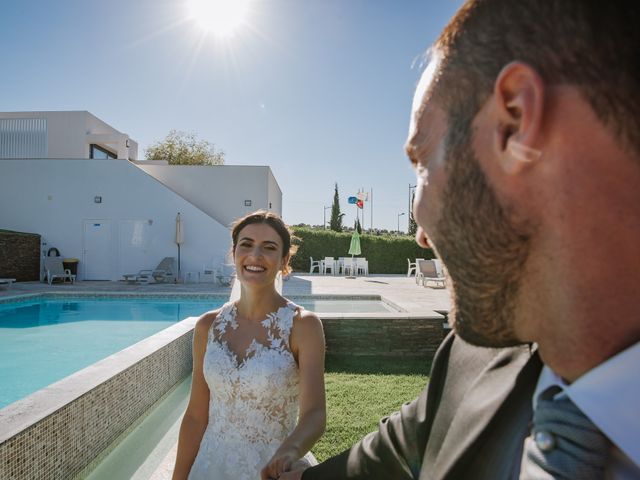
[
  {"xmin": 329, "ymin": 183, "xmax": 343, "ymax": 232},
  {"xmin": 408, "ymin": 192, "xmax": 418, "ymax": 236},
  {"xmin": 145, "ymin": 130, "xmax": 225, "ymax": 165}
]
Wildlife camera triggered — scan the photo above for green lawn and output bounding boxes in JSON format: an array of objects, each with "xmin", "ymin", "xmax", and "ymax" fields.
[{"xmin": 313, "ymin": 355, "xmax": 431, "ymax": 461}]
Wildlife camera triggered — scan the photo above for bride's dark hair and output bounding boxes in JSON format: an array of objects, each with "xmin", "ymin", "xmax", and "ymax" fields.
[{"xmin": 231, "ymin": 210, "xmax": 298, "ymax": 275}]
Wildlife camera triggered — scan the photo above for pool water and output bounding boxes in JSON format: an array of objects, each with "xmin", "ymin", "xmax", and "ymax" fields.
[
  {"xmin": 0, "ymin": 295, "xmax": 396, "ymax": 409},
  {"xmin": 0, "ymin": 297, "xmax": 219, "ymax": 409},
  {"xmin": 85, "ymin": 376, "xmax": 191, "ymax": 480},
  {"xmin": 296, "ymin": 299, "xmax": 397, "ymax": 313}
]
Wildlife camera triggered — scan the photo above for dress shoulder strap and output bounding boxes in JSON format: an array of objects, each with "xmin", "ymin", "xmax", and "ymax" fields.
[
  {"xmin": 274, "ymin": 301, "xmax": 300, "ymax": 348},
  {"xmin": 208, "ymin": 301, "xmax": 238, "ymax": 342}
]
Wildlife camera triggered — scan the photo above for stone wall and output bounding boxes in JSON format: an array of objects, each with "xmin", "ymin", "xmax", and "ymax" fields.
[
  {"xmin": 0, "ymin": 230, "xmax": 40, "ymax": 281},
  {"xmin": 322, "ymin": 316, "xmax": 445, "ymax": 358}
]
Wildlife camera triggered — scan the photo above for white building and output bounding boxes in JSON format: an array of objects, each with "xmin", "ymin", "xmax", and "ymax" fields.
[{"xmin": 0, "ymin": 111, "xmax": 282, "ymax": 281}]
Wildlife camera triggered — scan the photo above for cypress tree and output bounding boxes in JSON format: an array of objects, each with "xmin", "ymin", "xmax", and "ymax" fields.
[{"xmin": 330, "ymin": 183, "xmax": 343, "ymax": 232}]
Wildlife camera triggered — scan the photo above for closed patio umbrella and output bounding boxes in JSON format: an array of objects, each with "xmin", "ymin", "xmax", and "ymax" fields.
[
  {"xmin": 175, "ymin": 213, "xmax": 184, "ymax": 281},
  {"xmin": 346, "ymin": 230, "xmax": 361, "ymax": 278}
]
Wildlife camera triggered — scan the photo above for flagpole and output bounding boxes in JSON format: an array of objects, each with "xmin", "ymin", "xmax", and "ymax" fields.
[
  {"xmin": 361, "ymin": 187, "xmax": 365, "ymax": 231},
  {"xmin": 370, "ymin": 188, "xmax": 373, "ymax": 232}
]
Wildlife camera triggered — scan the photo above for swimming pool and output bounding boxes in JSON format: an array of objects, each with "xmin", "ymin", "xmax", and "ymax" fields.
[
  {"xmin": 0, "ymin": 295, "xmax": 398, "ymax": 409},
  {"xmin": 0, "ymin": 297, "xmax": 219, "ymax": 409}
]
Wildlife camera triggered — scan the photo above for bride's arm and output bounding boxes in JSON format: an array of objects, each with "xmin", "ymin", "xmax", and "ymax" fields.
[
  {"xmin": 261, "ymin": 310, "xmax": 327, "ymax": 480},
  {"xmin": 172, "ymin": 313, "xmax": 214, "ymax": 480}
]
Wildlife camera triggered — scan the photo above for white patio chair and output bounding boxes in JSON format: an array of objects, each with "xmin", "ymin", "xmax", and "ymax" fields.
[
  {"xmin": 309, "ymin": 257, "xmax": 322, "ymax": 274},
  {"xmin": 216, "ymin": 264, "xmax": 236, "ymax": 286},
  {"xmin": 356, "ymin": 258, "xmax": 368, "ymax": 276},
  {"xmin": 407, "ymin": 258, "xmax": 417, "ymax": 277},
  {"xmin": 199, "ymin": 265, "xmax": 216, "ymax": 283},
  {"xmin": 342, "ymin": 257, "xmax": 355, "ymax": 276},
  {"xmin": 323, "ymin": 257, "xmax": 336, "ymax": 275},
  {"xmin": 408, "ymin": 257, "xmax": 424, "ymax": 277},
  {"xmin": 45, "ymin": 257, "xmax": 76, "ymax": 285}
]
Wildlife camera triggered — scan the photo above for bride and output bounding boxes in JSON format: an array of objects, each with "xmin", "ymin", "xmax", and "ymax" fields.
[{"xmin": 172, "ymin": 211, "xmax": 326, "ymax": 480}]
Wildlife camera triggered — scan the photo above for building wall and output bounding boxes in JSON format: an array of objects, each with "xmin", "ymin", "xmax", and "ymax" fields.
[
  {"xmin": 0, "ymin": 111, "xmax": 138, "ymax": 160},
  {"xmin": 136, "ymin": 164, "xmax": 282, "ymax": 227},
  {"xmin": 0, "ymin": 159, "xmax": 230, "ymax": 280},
  {"xmin": 267, "ymin": 168, "xmax": 283, "ymax": 218}
]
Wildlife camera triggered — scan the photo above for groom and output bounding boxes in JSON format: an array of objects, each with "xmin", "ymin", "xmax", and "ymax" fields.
[{"xmin": 280, "ymin": 0, "xmax": 640, "ymax": 478}]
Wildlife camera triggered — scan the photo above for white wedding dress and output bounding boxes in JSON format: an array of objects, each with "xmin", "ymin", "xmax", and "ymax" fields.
[{"xmin": 188, "ymin": 300, "xmax": 316, "ymax": 480}]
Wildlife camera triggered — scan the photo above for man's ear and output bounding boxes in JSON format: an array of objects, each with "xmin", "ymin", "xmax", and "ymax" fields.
[{"xmin": 493, "ymin": 62, "xmax": 545, "ymax": 175}]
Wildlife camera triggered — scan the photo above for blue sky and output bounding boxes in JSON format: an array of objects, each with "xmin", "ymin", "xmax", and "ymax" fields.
[{"xmin": 2, "ymin": 0, "xmax": 462, "ymax": 231}]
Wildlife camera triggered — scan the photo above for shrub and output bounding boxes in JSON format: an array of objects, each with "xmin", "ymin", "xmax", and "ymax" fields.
[{"xmin": 291, "ymin": 227, "xmax": 434, "ymax": 274}]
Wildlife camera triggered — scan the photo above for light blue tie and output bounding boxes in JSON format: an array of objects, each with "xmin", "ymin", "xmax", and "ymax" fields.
[{"xmin": 520, "ymin": 386, "xmax": 611, "ymax": 479}]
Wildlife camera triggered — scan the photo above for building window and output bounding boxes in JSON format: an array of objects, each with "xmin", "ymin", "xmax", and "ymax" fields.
[
  {"xmin": 0, "ymin": 118, "xmax": 47, "ymax": 158},
  {"xmin": 90, "ymin": 144, "xmax": 117, "ymax": 159}
]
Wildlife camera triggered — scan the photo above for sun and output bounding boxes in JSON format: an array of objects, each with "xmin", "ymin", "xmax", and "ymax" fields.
[{"xmin": 186, "ymin": 0, "xmax": 251, "ymax": 37}]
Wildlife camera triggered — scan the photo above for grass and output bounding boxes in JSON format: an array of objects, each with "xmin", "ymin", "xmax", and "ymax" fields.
[{"xmin": 313, "ymin": 355, "xmax": 431, "ymax": 461}]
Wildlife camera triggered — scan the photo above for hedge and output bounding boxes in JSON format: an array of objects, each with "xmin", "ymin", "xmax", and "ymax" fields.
[{"xmin": 290, "ymin": 227, "xmax": 434, "ymax": 274}]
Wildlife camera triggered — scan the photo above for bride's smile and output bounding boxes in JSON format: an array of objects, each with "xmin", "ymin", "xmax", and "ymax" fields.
[{"xmin": 234, "ymin": 223, "xmax": 287, "ymax": 287}]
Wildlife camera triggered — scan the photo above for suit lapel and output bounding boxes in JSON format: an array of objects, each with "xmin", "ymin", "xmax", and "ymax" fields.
[{"xmin": 429, "ymin": 343, "xmax": 542, "ymax": 479}]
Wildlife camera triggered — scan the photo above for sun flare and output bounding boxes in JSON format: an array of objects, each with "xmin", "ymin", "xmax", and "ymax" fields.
[{"xmin": 186, "ymin": 0, "xmax": 251, "ymax": 37}]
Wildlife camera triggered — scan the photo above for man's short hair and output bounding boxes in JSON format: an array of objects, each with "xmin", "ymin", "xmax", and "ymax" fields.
[{"xmin": 432, "ymin": 0, "xmax": 640, "ymax": 154}]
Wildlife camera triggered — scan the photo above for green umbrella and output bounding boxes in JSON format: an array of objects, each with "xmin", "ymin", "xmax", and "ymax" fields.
[
  {"xmin": 347, "ymin": 230, "xmax": 361, "ymax": 277},
  {"xmin": 348, "ymin": 230, "xmax": 361, "ymax": 256}
]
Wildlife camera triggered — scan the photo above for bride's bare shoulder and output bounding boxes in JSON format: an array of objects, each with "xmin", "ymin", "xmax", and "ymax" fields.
[{"xmin": 290, "ymin": 307, "xmax": 324, "ymax": 346}]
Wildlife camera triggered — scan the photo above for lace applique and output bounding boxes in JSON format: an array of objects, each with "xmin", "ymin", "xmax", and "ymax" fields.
[
  {"xmin": 188, "ymin": 301, "xmax": 304, "ymax": 480},
  {"xmin": 213, "ymin": 302, "xmax": 238, "ymax": 337}
]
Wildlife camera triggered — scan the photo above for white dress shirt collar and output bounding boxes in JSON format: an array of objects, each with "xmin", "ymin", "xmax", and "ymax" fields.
[{"xmin": 534, "ymin": 342, "xmax": 640, "ymax": 467}]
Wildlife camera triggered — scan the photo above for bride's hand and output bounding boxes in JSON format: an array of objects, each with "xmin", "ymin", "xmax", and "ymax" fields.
[
  {"xmin": 260, "ymin": 448, "xmax": 299, "ymax": 480},
  {"xmin": 278, "ymin": 467, "xmax": 306, "ymax": 480}
]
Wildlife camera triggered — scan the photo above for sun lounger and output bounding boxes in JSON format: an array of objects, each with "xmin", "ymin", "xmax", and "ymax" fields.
[
  {"xmin": 416, "ymin": 259, "xmax": 446, "ymax": 288},
  {"xmin": 123, "ymin": 257, "xmax": 176, "ymax": 284},
  {"xmin": 0, "ymin": 278, "xmax": 16, "ymax": 290},
  {"xmin": 44, "ymin": 258, "xmax": 76, "ymax": 285}
]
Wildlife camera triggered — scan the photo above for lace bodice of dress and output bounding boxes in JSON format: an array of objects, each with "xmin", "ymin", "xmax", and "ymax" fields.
[{"xmin": 188, "ymin": 301, "xmax": 301, "ymax": 480}]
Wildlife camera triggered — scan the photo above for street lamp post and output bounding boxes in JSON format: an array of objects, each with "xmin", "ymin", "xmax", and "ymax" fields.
[
  {"xmin": 397, "ymin": 212, "xmax": 405, "ymax": 234},
  {"xmin": 408, "ymin": 184, "xmax": 416, "ymax": 231},
  {"xmin": 323, "ymin": 206, "xmax": 332, "ymax": 229}
]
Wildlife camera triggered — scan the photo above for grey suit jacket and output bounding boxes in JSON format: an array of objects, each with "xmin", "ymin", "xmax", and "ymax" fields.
[{"xmin": 303, "ymin": 334, "xmax": 543, "ymax": 479}]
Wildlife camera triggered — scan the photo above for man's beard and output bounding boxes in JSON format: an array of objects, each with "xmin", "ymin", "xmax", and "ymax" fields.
[{"xmin": 434, "ymin": 112, "xmax": 532, "ymax": 348}]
